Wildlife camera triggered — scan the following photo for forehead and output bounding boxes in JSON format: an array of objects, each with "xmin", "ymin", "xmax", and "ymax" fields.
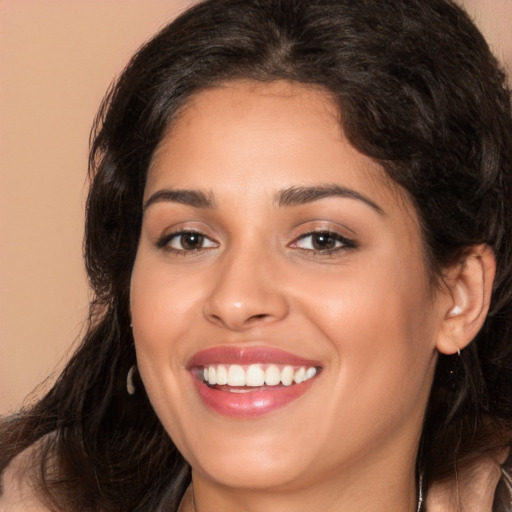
[{"xmin": 147, "ymin": 80, "xmax": 394, "ymax": 198}]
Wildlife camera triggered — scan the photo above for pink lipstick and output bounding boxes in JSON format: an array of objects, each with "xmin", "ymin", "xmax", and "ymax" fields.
[{"xmin": 188, "ymin": 346, "xmax": 321, "ymax": 417}]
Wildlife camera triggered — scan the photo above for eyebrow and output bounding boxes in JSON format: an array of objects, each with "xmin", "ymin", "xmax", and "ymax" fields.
[
  {"xmin": 143, "ymin": 189, "xmax": 215, "ymax": 211},
  {"xmin": 276, "ymin": 184, "xmax": 384, "ymax": 214},
  {"xmin": 143, "ymin": 184, "xmax": 384, "ymax": 215}
]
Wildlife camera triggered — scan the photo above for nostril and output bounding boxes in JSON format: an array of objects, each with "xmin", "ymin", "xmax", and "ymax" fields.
[
  {"xmin": 251, "ymin": 314, "xmax": 268, "ymax": 320},
  {"xmin": 244, "ymin": 313, "xmax": 271, "ymax": 325}
]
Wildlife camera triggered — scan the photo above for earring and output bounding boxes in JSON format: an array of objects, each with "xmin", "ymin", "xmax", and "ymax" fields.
[
  {"xmin": 448, "ymin": 306, "xmax": 462, "ymax": 356},
  {"xmin": 416, "ymin": 472, "xmax": 423, "ymax": 512},
  {"xmin": 126, "ymin": 365, "xmax": 136, "ymax": 395},
  {"xmin": 450, "ymin": 305, "xmax": 462, "ymax": 316}
]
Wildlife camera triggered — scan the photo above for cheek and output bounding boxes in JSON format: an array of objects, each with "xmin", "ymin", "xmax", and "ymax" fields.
[
  {"xmin": 129, "ymin": 257, "xmax": 200, "ymax": 438},
  {"xmin": 129, "ymin": 256, "xmax": 193, "ymax": 411},
  {"xmin": 298, "ymin": 252, "xmax": 434, "ymax": 339},
  {"xmin": 130, "ymin": 255, "xmax": 204, "ymax": 351},
  {"xmin": 320, "ymin": 267, "xmax": 436, "ymax": 439},
  {"xmin": 294, "ymin": 255, "xmax": 437, "ymax": 397}
]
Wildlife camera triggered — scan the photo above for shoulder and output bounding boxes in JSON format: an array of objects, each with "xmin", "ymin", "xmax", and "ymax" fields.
[
  {"xmin": 495, "ymin": 457, "xmax": 512, "ymax": 512},
  {"xmin": 427, "ymin": 453, "xmax": 510, "ymax": 512},
  {"xmin": 0, "ymin": 441, "xmax": 52, "ymax": 512}
]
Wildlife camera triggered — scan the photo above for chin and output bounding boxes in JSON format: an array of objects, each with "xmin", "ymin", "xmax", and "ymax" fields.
[{"xmin": 192, "ymin": 449, "xmax": 314, "ymax": 491}]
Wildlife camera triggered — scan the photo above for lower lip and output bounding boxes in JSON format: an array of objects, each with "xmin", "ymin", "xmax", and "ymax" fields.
[{"xmin": 192, "ymin": 377, "xmax": 316, "ymax": 418}]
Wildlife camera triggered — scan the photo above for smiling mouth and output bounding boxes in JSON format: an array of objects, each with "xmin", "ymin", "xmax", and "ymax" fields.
[
  {"xmin": 188, "ymin": 346, "xmax": 322, "ymax": 416},
  {"xmin": 196, "ymin": 363, "xmax": 320, "ymax": 390}
]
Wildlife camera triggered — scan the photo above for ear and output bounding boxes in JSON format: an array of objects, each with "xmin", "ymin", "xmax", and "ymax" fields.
[{"xmin": 436, "ymin": 245, "xmax": 496, "ymax": 355}]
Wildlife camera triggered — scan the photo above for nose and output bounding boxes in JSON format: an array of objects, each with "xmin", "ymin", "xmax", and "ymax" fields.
[{"xmin": 203, "ymin": 247, "xmax": 289, "ymax": 331}]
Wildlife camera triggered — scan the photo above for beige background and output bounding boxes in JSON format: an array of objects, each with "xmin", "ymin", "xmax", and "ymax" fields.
[
  {"xmin": 0, "ymin": 0, "xmax": 196, "ymax": 414},
  {"xmin": 1, "ymin": 0, "xmax": 511, "ymax": 415}
]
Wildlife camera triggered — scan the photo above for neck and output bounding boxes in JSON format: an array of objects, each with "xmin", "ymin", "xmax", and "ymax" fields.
[{"xmin": 183, "ymin": 459, "xmax": 419, "ymax": 512}]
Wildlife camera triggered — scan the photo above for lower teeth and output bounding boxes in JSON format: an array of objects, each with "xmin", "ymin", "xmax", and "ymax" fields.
[{"xmin": 223, "ymin": 387, "xmax": 264, "ymax": 393}]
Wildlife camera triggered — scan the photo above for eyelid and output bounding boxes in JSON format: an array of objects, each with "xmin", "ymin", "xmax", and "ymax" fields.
[
  {"xmin": 156, "ymin": 226, "xmax": 220, "ymax": 255},
  {"xmin": 152, "ymin": 218, "xmax": 216, "ymax": 243},
  {"xmin": 288, "ymin": 222, "xmax": 358, "ymax": 255},
  {"xmin": 292, "ymin": 232, "xmax": 355, "ymax": 250}
]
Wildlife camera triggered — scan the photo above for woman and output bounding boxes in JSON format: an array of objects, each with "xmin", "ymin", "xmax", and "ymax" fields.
[{"xmin": 1, "ymin": 0, "xmax": 511, "ymax": 510}]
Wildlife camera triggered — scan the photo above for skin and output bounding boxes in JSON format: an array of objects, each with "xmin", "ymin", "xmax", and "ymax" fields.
[
  {"xmin": 130, "ymin": 80, "xmax": 495, "ymax": 512},
  {"xmin": 427, "ymin": 453, "xmax": 507, "ymax": 512},
  {"xmin": 0, "ymin": 427, "xmax": 503, "ymax": 512}
]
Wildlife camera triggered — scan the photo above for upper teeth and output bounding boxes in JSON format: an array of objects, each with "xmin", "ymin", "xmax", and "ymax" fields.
[{"xmin": 202, "ymin": 364, "xmax": 317, "ymax": 387}]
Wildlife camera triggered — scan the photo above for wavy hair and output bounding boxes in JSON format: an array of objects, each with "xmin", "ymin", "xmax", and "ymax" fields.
[{"xmin": 1, "ymin": 0, "xmax": 512, "ymax": 510}]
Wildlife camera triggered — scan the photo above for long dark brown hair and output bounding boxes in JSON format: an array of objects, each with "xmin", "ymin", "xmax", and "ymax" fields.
[{"xmin": 2, "ymin": 0, "xmax": 512, "ymax": 510}]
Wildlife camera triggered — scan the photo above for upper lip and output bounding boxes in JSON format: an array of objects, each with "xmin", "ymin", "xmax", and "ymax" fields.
[{"xmin": 187, "ymin": 346, "xmax": 322, "ymax": 369}]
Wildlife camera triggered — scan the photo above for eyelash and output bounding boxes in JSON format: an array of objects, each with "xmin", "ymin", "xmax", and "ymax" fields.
[
  {"xmin": 156, "ymin": 230, "xmax": 218, "ymax": 255},
  {"xmin": 156, "ymin": 229, "xmax": 357, "ymax": 256},
  {"xmin": 291, "ymin": 231, "xmax": 357, "ymax": 255}
]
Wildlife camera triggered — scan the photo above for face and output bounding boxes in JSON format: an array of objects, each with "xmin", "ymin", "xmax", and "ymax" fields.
[{"xmin": 130, "ymin": 81, "xmax": 442, "ymax": 494}]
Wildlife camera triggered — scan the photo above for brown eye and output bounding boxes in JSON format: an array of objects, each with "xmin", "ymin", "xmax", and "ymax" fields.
[
  {"xmin": 179, "ymin": 232, "xmax": 204, "ymax": 250},
  {"xmin": 158, "ymin": 231, "xmax": 218, "ymax": 252},
  {"xmin": 310, "ymin": 233, "xmax": 337, "ymax": 251}
]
